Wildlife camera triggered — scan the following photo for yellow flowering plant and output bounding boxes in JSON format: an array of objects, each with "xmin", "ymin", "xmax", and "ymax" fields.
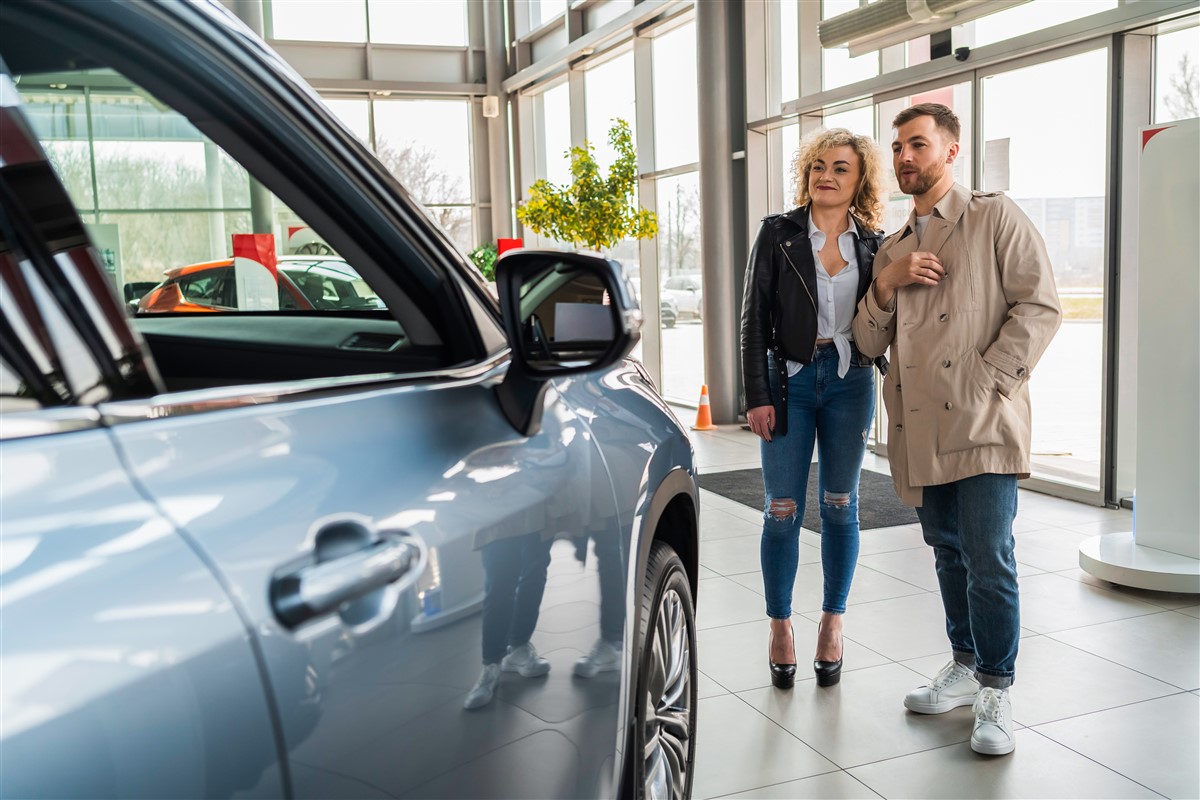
[{"xmin": 517, "ymin": 119, "xmax": 658, "ymax": 252}]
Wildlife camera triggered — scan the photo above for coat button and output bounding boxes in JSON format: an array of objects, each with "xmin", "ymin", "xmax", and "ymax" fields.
[
  {"xmin": 895, "ymin": 383, "xmax": 902, "ymax": 391},
  {"xmin": 942, "ymin": 359, "xmax": 952, "ymax": 368},
  {"xmin": 785, "ymin": 241, "xmax": 792, "ymax": 247},
  {"xmin": 868, "ymin": 320, "xmax": 876, "ymax": 329},
  {"xmin": 945, "ymin": 402, "xmax": 954, "ymax": 410},
  {"xmin": 939, "ymin": 313, "xmax": 949, "ymax": 322},
  {"xmin": 895, "ymin": 424, "xmax": 903, "ymax": 431},
  {"xmin": 1017, "ymin": 367, "xmax": 1026, "ymax": 377}
]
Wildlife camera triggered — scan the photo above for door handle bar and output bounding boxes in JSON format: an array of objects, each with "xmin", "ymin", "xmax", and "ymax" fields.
[{"xmin": 272, "ymin": 532, "xmax": 426, "ymax": 628}]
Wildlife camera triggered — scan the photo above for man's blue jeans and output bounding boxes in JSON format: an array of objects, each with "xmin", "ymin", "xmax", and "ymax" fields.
[
  {"xmin": 917, "ymin": 474, "xmax": 1020, "ymax": 689},
  {"xmin": 760, "ymin": 346, "xmax": 874, "ymax": 618}
]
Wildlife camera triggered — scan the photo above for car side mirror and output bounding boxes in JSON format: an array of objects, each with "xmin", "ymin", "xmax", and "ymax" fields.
[{"xmin": 495, "ymin": 250, "xmax": 641, "ymax": 435}]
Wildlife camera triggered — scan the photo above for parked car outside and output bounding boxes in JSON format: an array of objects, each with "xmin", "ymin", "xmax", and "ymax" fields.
[
  {"xmin": 0, "ymin": 1, "xmax": 699, "ymax": 798},
  {"xmin": 661, "ymin": 296, "xmax": 679, "ymax": 328},
  {"xmin": 662, "ymin": 274, "xmax": 703, "ymax": 320},
  {"xmin": 136, "ymin": 256, "xmax": 385, "ymax": 313}
]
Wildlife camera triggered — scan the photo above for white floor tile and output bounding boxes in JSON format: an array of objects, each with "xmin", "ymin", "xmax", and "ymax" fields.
[
  {"xmin": 1060, "ymin": 568, "xmax": 1200, "ymax": 610},
  {"xmin": 701, "ymin": 507, "xmax": 764, "ymax": 542},
  {"xmin": 697, "ymin": 616, "xmax": 891, "ymax": 694},
  {"xmin": 716, "ymin": 770, "xmax": 883, "ymax": 799},
  {"xmin": 701, "ymin": 534, "xmax": 820, "ymax": 577},
  {"xmin": 1018, "ymin": 572, "xmax": 1163, "ymax": 634},
  {"xmin": 1009, "ymin": 636, "xmax": 1178, "ymax": 726},
  {"xmin": 858, "ymin": 548, "xmax": 940, "ymax": 591},
  {"xmin": 1035, "ymin": 693, "xmax": 1200, "ymax": 800},
  {"xmin": 1012, "ymin": 527, "xmax": 1091, "ymax": 572},
  {"xmin": 693, "ymin": 694, "xmax": 836, "ymax": 799},
  {"xmin": 804, "ymin": 593, "xmax": 953, "ymax": 662},
  {"xmin": 847, "ymin": 730, "xmax": 1160, "ymax": 799},
  {"xmin": 698, "ymin": 669, "xmax": 731, "ymax": 700},
  {"xmin": 856, "ymin": 525, "xmax": 928, "ymax": 556},
  {"xmin": 727, "ymin": 561, "xmax": 926, "ymax": 614},
  {"xmin": 1048, "ymin": 610, "xmax": 1200, "ymax": 690},
  {"xmin": 690, "ymin": 445, "xmax": 1197, "ymax": 797},
  {"xmin": 738, "ymin": 663, "xmax": 976, "ymax": 768},
  {"xmin": 1061, "ymin": 516, "xmax": 1135, "ymax": 536},
  {"xmin": 697, "ymin": 577, "xmax": 770, "ymax": 630}
]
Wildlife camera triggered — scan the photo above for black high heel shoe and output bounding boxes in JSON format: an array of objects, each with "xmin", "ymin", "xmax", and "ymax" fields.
[
  {"xmin": 813, "ymin": 623, "xmax": 843, "ymax": 687},
  {"xmin": 769, "ymin": 625, "xmax": 796, "ymax": 690}
]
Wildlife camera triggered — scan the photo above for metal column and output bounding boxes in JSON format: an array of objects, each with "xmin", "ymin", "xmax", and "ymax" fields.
[
  {"xmin": 696, "ymin": 0, "xmax": 739, "ymax": 423},
  {"xmin": 228, "ymin": 0, "xmax": 275, "ymax": 235},
  {"xmin": 483, "ymin": 0, "xmax": 513, "ymax": 239}
]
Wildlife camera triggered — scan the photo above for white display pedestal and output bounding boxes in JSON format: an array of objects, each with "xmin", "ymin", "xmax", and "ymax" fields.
[
  {"xmin": 1080, "ymin": 532, "xmax": 1200, "ymax": 593},
  {"xmin": 1080, "ymin": 117, "xmax": 1200, "ymax": 595}
]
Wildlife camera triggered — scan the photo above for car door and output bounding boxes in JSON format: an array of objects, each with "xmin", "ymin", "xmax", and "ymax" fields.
[
  {"xmin": 0, "ymin": 3, "xmax": 629, "ymax": 797},
  {"xmin": 0, "ymin": 87, "xmax": 283, "ymax": 798}
]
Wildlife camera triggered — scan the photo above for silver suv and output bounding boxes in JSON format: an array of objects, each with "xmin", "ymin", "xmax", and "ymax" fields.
[{"xmin": 0, "ymin": 1, "xmax": 699, "ymax": 797}]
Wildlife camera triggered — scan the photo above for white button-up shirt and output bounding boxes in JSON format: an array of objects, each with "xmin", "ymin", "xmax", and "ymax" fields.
[{"xmin": 786, "ymin": 213, "xmax": 860, "ymax": 379}]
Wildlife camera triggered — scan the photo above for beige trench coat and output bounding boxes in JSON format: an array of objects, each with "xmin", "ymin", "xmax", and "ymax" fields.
[{"xmin": 852, "ymin": 183, "xmax": 1062, "ymax": 507}]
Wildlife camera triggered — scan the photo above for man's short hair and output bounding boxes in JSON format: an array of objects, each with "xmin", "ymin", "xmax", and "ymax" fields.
[{"xmin": 893, "ymin": 103, "xmax": 961, "ymax": 142}]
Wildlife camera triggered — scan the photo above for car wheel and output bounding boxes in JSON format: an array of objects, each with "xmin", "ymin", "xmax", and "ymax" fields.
[{"xmin": 634, "ymin": 540, "xmax": 696, "ymax": 798}]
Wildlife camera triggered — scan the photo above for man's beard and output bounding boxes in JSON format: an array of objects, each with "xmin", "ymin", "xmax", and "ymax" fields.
[{"xmin": 899, "ymin": 163, "xmax": 944, "ymax": 196}]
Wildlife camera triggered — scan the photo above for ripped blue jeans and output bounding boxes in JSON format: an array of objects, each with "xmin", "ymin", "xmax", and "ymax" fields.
[{"xmin": 760, "ymin": 345, "xmax": 874, "ymax": 617}]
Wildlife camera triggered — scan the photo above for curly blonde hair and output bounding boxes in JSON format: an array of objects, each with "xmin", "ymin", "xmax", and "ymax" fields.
[{"xmin": 790, "ymin": 127, "xmax": 885, "ymax": 232}]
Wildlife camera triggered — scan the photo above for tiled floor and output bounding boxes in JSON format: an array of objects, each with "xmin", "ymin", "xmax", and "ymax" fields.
[{"xmin": 678, "ymin": 415, "xmax": 1200, "ymax": 800}]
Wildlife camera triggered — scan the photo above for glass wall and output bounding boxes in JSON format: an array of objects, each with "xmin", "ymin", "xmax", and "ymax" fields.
[
  {"xmin": 981, "ymin": 47, "xmax": 1110, "ymax": 490},
  {"xmin": 657, "ymin": 172, "xmax": 702, "ymax": 402},
  {"xmin": 1154, "ymin": 22, "xmax": 1200, "ymax": 124},
  {"xmin": 652, "ymin": 24, "xmax": 699, "ymax": 170},
  {"xmin": 270, "ymin": 0, "xmax": 467, "ymax": 46},
  {"xmin": 20, "ymin": 87, "xmax": 253, "ymax": 285},
  {"xmin": 584, "ymin": 51, "xmax": 637, "ymax": 171},
  {"xmin": 968, "ymin": 1, "xmax": 1118, "ymax": 48},
  {"xmin": 373, "ymin": 99, "xmax": 474, "ymax": 252},
  {"xmin": 822, "ymin": 0, "xmax": 879, "ymax": 92},
  {"xmin": 535, "ymin": 81, "xmax": 573, "ymax": 188}
]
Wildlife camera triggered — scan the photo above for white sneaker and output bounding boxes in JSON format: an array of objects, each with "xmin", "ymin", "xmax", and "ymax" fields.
[
  {"xmin": 573, "ymin": 638, "xmax": 622, "ymax": 678},
  {"xmin": 463, "ymin": 663, "xmax": 501, "ymax": 710},
  {"xmin": 501, "ymin": 641, "xmax": 551, "ymax": 678},
  {"xmin": 971, "ymin": 686, "xmax": 1015, "ymax": 755},
  {"xmin": 903, "ymin": 659, "xmax": 980, "ymax": 714}
]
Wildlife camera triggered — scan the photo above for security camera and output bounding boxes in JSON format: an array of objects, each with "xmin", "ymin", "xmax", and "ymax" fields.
[{"xmin": 954, "ymin": 47, "xmax": 970, "ymax": 62}]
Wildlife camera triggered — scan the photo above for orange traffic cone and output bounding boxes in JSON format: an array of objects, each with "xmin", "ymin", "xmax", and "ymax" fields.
[{"xmin": 691, "ymin": 384, "xmax": 719, "ymax": 431}]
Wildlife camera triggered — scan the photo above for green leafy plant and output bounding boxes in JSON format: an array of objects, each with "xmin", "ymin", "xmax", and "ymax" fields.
[
  {"xmin": 468, "ymin": 242, "xmax": 499, "ymax": 281},
  {"xmin": 517, "ymin": 118, "xmax": 657, "ymax": 252}
]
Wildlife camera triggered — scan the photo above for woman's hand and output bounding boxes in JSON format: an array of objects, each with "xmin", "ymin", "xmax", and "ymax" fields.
[{"xmin": 746, "ymin": 405, "xmax": 776, "ymax": 442}]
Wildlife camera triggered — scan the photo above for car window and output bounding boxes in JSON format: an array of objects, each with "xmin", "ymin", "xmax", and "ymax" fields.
[
  {"xmin": 13, "ymin": 69, "xmax": 393, "ymax": 319},
  {"xmin": 177, "ymin": 269, "xmax": 231, "ymax": 307}
]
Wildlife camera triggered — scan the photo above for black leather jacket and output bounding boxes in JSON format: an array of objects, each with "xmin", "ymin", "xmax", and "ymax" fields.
[{"xmin": 740, "ymin": 205, "xmax": 887, "ymax": 436}]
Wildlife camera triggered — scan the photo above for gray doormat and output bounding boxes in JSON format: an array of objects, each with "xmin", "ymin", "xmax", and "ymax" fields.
[{"xmin": 698, "ymin": 466, "xmax": 918, "ymax": 531}]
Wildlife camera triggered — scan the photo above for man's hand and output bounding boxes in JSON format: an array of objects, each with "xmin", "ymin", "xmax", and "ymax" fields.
[
  {"xmin": 874, "ymin": 251, "xmax": 945, "ymax": 308},
  {"xmin": 746, "ymin": 405, "xmax": 775, "ymax": 442}
]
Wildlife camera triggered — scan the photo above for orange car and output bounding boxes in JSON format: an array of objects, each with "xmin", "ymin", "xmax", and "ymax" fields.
[{"xmin": 136, "ymin": 256, "xmax": 384, "ymax": 313}]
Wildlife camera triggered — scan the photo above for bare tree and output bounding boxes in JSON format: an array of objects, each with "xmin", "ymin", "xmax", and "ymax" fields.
[
  {"xmin": 661, "ymin": 180, "xmax": 700, "ymax": 278},
  {"xmin": 375, "ymin": 139, "xmax": 473, "ymax": 250},
  {"xmin": 1166, "ymin": 51, "xmax": 1199, "ymax": 121}
]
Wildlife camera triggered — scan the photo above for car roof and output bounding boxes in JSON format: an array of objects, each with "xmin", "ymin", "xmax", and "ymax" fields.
[{"xmin": 163, "ymin": 255, "xmax": 354, "ymax": 280}]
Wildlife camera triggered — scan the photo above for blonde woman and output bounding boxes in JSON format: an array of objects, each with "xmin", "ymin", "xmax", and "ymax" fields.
[{"xmin": 740, "ymin": 128, "xmax": 887, "ymax": 689}]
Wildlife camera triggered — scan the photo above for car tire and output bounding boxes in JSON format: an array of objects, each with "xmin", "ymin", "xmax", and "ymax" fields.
[{"xmin": 632, "ymin": 540, "xmax": 697, "ymax": 798}]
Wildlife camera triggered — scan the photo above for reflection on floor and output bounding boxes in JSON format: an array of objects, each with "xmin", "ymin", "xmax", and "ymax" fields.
[{"xmin": 680, "ymin": 411, "xmax": 1199, "ymax": 800}]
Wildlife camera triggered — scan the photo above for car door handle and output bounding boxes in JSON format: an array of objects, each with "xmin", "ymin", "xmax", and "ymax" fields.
[{"xmin": 271, "ymin": 526, "xmax": 426, "ymax": 629}]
